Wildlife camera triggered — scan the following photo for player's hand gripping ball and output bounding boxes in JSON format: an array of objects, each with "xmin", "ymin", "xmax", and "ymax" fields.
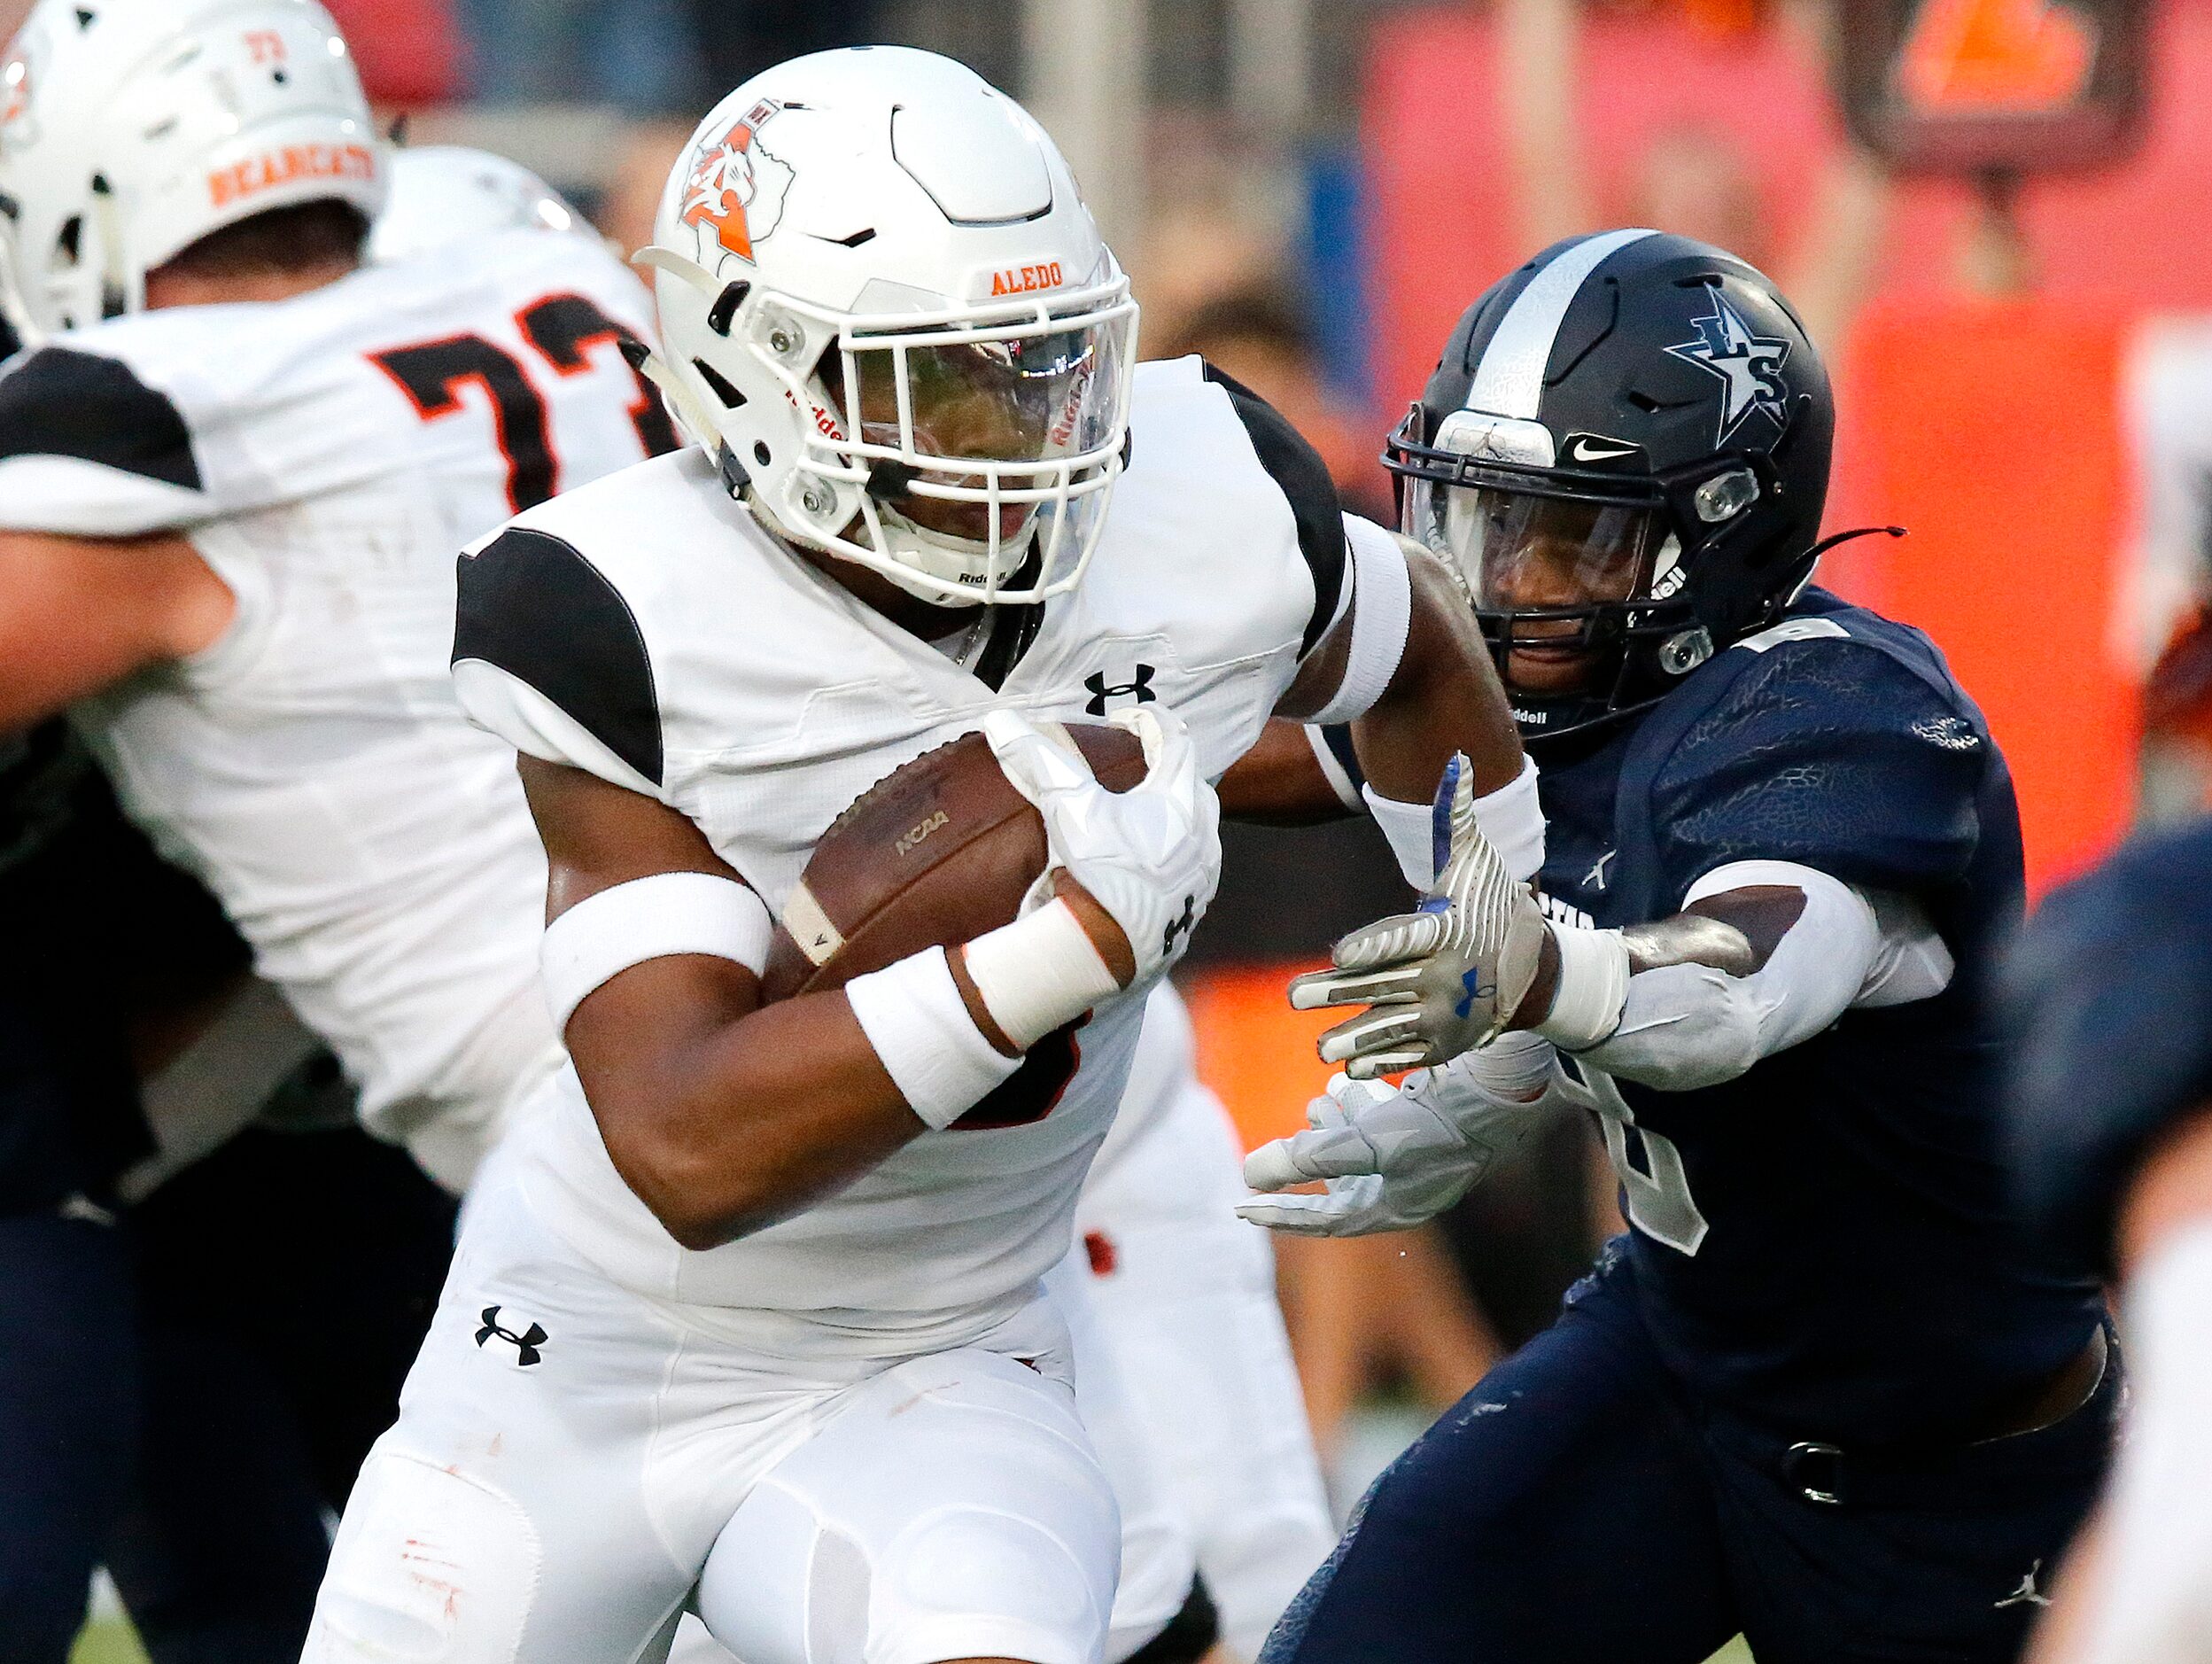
[
  {"xmin": 1288, "ymin": 752, "xmax": 1548, "ymax": 1077},
  {"xmin": 982, "ymin": 704, "xmax": 1222, "ymax": 986}
]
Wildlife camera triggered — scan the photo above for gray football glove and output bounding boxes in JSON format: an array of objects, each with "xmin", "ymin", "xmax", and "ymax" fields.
[
  {"xmin": 1236, "ymin": 1038, "xmax": 1562, "ymax": 1236},
  {"xmin": 1287, "ymin": 752, "xmax": 1548, "ymax": 1077}
]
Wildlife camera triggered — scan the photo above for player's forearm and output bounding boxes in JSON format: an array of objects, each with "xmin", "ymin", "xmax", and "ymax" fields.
[
  {"xmin": 1215, "ymin": 719, "xmax": 1363, "ymax": 825},
  {"xmin": 577, "ymin": 976, "xmax": 928, "ymax": 1251},
  {"xmin": 1349, "ymin": 547, "xmax": 1522, "ymax": 803},
  {"xmin": 1512, "ymin": 873, "xmax": 1890, "ymax": 1091},
  {"xmin": 578, "ymin": 884, "xmax": 1133, "ymax": 1250}
]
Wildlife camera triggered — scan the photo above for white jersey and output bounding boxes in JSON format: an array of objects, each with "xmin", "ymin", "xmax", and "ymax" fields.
[
  {"xmin": 0, "ymin": 228, "xmax": 672, "ymax": 1167},
  {"xmin": 453, "ymin": 353, "xmax": 1350, "ymax": 1316}
]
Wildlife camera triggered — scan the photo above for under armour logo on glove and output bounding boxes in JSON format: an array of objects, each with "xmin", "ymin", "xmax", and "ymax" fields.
[
  {"xmin": 1161, "ymin": 894, "xmax": 1197, "ymax": 959},
  {"xmin": 475, "ymin": 1305, "xmax": 547, "ymax": 1366},
  {"xmin": 1084, "ymin": 665, "xmax": 1157, "ymax": 716}
]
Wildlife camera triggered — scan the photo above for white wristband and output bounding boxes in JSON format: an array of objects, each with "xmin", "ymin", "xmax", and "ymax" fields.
[
  {"xmin": 1364, "ymin": 756, "xmax": 1548, "ymax": 890},
  {"xmin": 961, "ymin": 897, "xmax": 1122, "ymax": 1050},
  {"xmin": 1536, "ymin": 925, "xmax": 1632, "ymax": 1051},
  {"xmin": 1472, "ymin": 756, "xmax": 1545, "ymax": 883},
  {"xmin": 844, "ymin": 948, "xmax": 1021, "ymax": 1131},
  {"xmin": 1307, "ymin": 516, "xmax": 1413, "ymax": 726},
  {"xmin": 541, "ymin": 872, "xmax": 772, "ymax": 1036},
  {"xmin": 1364, "ymin": 782, "xmax": 1437, "ymax": 890}
]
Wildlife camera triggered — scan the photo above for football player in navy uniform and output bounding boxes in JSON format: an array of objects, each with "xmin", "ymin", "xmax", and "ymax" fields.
[
  {"xmin": 2007, "ymin": 821, "xmax": 2212, "ymax": 1664},
  {"xmin": 1238, "ymin": 231, "xmax": 2114, "ymax": 1663}
]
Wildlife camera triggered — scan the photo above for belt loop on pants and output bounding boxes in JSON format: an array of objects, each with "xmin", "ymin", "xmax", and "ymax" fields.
[{"xmin": 1780, "ymin": 1441, "xmax": 1849, "ymax": 1506}]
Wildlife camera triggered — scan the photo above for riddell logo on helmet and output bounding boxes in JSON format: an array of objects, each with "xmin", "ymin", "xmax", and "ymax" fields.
[
  {"xmin": 989, "ymin": 262, "xmax": 1065, "ymax": 298},
  {"xmin": 207, "ymin": 143, "xmax": 376, "ymax": 209}
]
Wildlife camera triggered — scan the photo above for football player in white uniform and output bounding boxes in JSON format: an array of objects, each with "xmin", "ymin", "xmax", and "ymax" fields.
[
  {"xmin": 0, "ymin": 5, "xmax": 1331, "ymax": 1642},
  {"xmin": 301, "ymin": 44, "xmax": 1538, "ymax": 1664},
  {"xmin": 372, "ymin": 144, "xmax": 1336, "ymax": 1664},
  {"xmin": 0, "ymin": 0, "xmax": 677, "ymax": 1194}
]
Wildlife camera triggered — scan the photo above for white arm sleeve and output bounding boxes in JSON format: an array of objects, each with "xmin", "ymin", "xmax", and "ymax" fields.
[
  {"xmin": 1305, "ymin": 515, "xmax": 1412, "ymax": 726},
  {"xmin": 1574, "ymin": 859, "xmax": 1953, "ymax": 1092}
]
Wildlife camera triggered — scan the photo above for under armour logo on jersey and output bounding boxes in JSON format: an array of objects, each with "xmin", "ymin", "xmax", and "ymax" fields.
[
  {"xmin": 1161, "ymin": 894, "xmax": 1197, "ymax": 959},
  {"xmin": 1665, "ymin": 292, "xmax": 1791, "ymax": 444},
  {"xmin": 475, "ymin": 1305, "xmax": 547, "ymax": 1366},
  {"xmin": 1084, "ymin": 665, "xmax": 1157, "ymax": 716},
  {"xmin": 1996, "ymin": 1561, "xmax": 2051, "ymax": 1609}
]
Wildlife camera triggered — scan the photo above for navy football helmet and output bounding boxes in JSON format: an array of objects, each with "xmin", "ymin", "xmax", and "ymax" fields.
[{"xmin": 1386, "ymin": 230, "xmax": 1837, "ymax": 741}]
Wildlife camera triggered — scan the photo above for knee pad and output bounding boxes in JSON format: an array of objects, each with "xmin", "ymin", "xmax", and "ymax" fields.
[
  {"xmin": 702, "ymin": 1479, "xmax": 1113, "ymax": 1664},
  {"xmin": 304, "ymin": 1451, "xmax": 540, "ymax": 1663}
]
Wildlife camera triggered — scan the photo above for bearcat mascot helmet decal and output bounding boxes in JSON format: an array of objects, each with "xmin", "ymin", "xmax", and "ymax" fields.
[{"xmin": 637, "ymin": 46, "xmax": 1139, "ymax": 609}]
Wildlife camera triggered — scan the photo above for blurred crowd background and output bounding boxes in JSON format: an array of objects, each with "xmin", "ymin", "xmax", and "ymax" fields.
[{"xmin": 8, "ymin": 0, "xmax": 2205, "ymax": 1520}]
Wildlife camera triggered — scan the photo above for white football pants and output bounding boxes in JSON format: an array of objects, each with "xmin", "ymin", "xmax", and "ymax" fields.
[{"xmin": 302, "ymin": 1169, "xmax": 1121, "ymax": 1664}]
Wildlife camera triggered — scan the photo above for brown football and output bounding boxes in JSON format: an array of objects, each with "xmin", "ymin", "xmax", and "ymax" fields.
[{"xmin": 759, "ymin": 720, "xmax": 1145, "ymax": 1004}]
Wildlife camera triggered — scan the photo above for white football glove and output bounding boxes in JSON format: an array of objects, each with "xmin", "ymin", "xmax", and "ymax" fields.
[
  {"xmin": 1236, "ymin": 1036, "xmax": 1562, "ymax": 1237},
  {"xmin": 1287, "ymin": 751, "xmax": 1548, "ymax": 1077},
  {"xmin": 983, "ymin": 705, "xmax": 1222, "ymax": 986}
]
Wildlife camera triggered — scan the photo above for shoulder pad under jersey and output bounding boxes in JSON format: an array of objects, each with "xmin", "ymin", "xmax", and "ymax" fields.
[{"xmin": 1645, "ymin": 623, "xmax": 1989, "ymax": 904}]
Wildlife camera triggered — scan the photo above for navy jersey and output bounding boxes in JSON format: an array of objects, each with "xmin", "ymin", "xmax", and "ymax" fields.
[
  {"xmin": 2007, "ymin": 820, "xmax": 2212, "ymax": 1277},
  {"xmin": 1533, "ymin": 590, "xmax": 2100, "ymax": 1446}
]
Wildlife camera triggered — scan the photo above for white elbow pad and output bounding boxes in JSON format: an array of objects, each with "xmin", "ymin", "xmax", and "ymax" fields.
[
  {"xmin": 1571, "ymin": 861, "xmax": 1888, "ymax": 1092},
  {"xmin": 1306, "ymin": 515, "xmax": 1412, "ymax": 726},
  {"xmin": 540, "ymin": 872, "xmax": 773, "ymax": 1036}
]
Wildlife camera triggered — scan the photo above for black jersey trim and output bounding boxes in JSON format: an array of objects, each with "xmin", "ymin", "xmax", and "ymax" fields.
[
  {"xmin": 453, "ymin": 528, "xmax": 664, "ymax": 788},
  {"xmin": 0, "ymin": 346, "xmax": 202, "ymax": 491},
  {"xmin": 1200, "ymin": 362, "xmax": 1346, "ymax": 655}
]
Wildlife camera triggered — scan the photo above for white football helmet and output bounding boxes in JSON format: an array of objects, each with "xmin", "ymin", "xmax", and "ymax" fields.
[
  {"xmin": 369, "ymin": 144, "xmax": 591, "ymax": 264},
  {"xmin": 639, "ymin": 46, "xmax": 1139, "ymax": 607},
  {"xmin": 0, "ymin": 0, "xmax": 384, "ymax": 338}
]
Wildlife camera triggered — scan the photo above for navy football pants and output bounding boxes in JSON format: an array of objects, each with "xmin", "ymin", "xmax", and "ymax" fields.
[
  {"xmin": 1264, "ymin": 1252, "xmax": 2113, "ymax": 1664},
  {"xmin": 0, "ymin": 1209, "xmax": 139, "ymax": 1664},
  {"xmin": 0, "ymin": 1120, "xmax": 455, "ymax": 1664}
]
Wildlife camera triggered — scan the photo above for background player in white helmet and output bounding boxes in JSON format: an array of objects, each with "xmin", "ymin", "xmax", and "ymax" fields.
[
  {"xmin": 306, "ymin": 44, "xmax": 1534, "ymax": 1664},
  {"xmin": 0, "ymin": 0, "xmax": 676, "ymax": 1194},
  {"xmin": 368, "ymin": 144, "xmax": 594, "ymax": 264}
]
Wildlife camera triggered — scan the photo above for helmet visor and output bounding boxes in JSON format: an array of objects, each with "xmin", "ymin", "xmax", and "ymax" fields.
[
  {"xmin": 841, "ymin": 315, "xmax": 1128, "ymax": 550},
  {"xmin": 1407, "ymin": 480, "xmax": 1666, "ymax": 618}
]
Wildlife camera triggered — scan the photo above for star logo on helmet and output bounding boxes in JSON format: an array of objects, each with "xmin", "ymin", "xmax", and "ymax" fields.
[
  {"xmin": 1665, "ymin": 292, "xmax": 1791, "ymax": 444},
  {"xmin": 679, "ymin": 99, "xmax": 795, "ymax": 268}
]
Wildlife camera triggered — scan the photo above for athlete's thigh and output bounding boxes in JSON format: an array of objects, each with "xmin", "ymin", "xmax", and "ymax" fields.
[
  {"xmin": 697, "ymin": 1344, "xmax": 1122, "ymax": 1664},
  {"xmin": 1263, "ymin": 1274, "xmax": 1735, "ymax": 1664},
  {"xmin": 303, "ymin": 1182, "xmax": 703, "ymax": 1664},
  {"xmin": 1719, "ymin": 1340, "xmax": 2118, "ymax": 1664}
]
